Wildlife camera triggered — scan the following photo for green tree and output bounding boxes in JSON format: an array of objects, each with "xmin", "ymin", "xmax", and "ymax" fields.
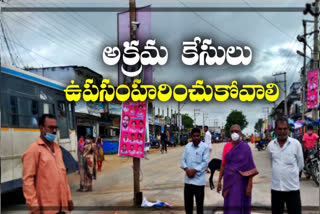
[
  {"xmin": 182, "ymin": 114, "xmax": 194, "ymax": 129},
  {"xmin": 224, "ymin": 110, "xmax": 248, "ymax": 137},
  {"xmin": 254, "ymin": 118, "xmax": 264, "ymax": 133}
]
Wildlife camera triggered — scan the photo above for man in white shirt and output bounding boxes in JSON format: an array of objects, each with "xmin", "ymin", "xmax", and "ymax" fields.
[
  {"xmin": 267, "ymin": 118, "xmax": 304, "ymax": 214},
  {"xmin": 204, "ymin": 126, "xmax": 212, "ymax": 172}
]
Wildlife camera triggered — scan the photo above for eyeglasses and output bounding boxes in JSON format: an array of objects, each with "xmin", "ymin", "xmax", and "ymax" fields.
[
  {"xmin": 46, "ymin": 126, "xmax": 58, "ymax": 130},
  {"xmin": 230, "ymin": 130, "xmax": 241, "ymax": 133}
]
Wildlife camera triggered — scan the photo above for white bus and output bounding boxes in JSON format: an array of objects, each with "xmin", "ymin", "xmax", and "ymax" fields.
[{"xmin": 1, "ymin": 64, "xmax": 78, "ymax": 193}]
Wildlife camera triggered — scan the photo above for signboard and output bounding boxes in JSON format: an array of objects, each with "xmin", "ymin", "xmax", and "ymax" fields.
[
  {"xmin": 109, "ymin": 103, "xmax": 122, "ymax": 115},
  {"xmin": 307, "ymin": 69, "xmax": 318, "ymax": 109},
  {"xmin": 119, "ymin": 101, "xmax": 147, "ymax": 158}
]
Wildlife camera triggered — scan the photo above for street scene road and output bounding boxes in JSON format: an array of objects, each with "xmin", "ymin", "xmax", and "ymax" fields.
[{"xmin": 3, "ymin": 142, "xmax": 319, "ymax": 214}]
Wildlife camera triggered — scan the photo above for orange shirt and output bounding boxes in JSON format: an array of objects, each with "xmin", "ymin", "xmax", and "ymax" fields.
[{"xmin": 21, "ymin": 137, "xmax": 72, "ymax": 214}]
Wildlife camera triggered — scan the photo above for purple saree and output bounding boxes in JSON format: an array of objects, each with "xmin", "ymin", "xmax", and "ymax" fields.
[{"xmin": 222, "ymin": 141, "xmax": 258, "ymax": 214}]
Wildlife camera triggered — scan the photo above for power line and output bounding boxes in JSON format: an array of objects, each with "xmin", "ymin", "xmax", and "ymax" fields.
[
  {"xmin": 240, "ymin": 0, "xmax": 296, "ymax": 40},
  {"xmin": 0, "ymin": 34, "xmax": 60, "ymax": 66}
]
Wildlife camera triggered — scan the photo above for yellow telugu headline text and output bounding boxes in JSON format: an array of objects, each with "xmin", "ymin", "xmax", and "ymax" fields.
[{"xmin": 64, "ymin": 79, "xmax": 279, "ymax": 102}]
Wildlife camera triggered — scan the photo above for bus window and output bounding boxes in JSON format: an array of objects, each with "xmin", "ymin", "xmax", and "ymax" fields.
[
  {"xmin": 1, "ymin": 94, "xmax": 8, "ymax": 127},
  {"xmin": 68, "ymin": 103, "xmax": 74, "ymax": 130},
  {"xmin": 57, "ymin": 102, "xmax": 68, "ymax": 139},
  {"xmin": 18, "ymin": 98, "xmax": 38, "ymax": 128},
  {"xmin": 43, "ymin": 103, "xmax": 55, "ymax": 115},
  {"xmin": 10, "ymin": 96, "xmax": 19, "ymax": 126}
]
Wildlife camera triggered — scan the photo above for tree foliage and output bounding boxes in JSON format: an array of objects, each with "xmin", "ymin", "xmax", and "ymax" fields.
[
  {"xmin": 224, "ymin": 110, "xmax": 248, "ymax": 137},
  {"xmin": 182, "ymin": 114, "xmax": 194, "ymax": 129},
  {"xmin": 254, "ymin": 118, "xmax": 264, "ymax": 133}
]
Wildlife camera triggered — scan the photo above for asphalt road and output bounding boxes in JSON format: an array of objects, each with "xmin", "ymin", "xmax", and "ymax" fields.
[{"xmin": 2, "ymin": 142, "xmax": 319, "ymax": 214}]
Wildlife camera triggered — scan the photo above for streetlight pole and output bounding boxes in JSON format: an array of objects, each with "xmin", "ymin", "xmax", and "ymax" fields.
[{"xmin": 273, "ymin": 72, "xmax": 288, "ymax": 116}]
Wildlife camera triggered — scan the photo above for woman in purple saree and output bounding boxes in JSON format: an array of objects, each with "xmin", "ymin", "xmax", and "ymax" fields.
[{"xmin": 218, "ymin": 125, "xmax": 258, "ymax": 214}]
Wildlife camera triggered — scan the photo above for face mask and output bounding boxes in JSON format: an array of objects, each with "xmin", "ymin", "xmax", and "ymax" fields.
[
  {"xmin": 44, "ymin": 132, "xmax": 56, "ymax": 142},
  {"xmin": 231, "ymin": 133, "xmax": 240, "ymax": 141}
]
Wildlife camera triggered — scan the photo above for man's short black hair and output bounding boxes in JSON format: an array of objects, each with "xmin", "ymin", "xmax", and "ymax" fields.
[
  {"xmin": 308, "ymin": 125, "xmax": 313, "ymax": 130},
  {"xmin": 191, "ymin": 128, "xmax": 201, "ymax": 135},
  {"xmin": 132, "ymin": 121, "xmax": 136, "ymax": 124},
  {"xmin": 137, "ymin": 133, "xmax": 142, "ymax": 137},
  {"xmin": 38, "ymin": 114, "xmax": 56, "ymax": 126},
  {"xmin": 275, "ymin": 118, "xmax": 288, "ymax": 129},
  {"xmin": 139, "ymin": 120, "xmax": 143, "ymax": 124},
  {"xmin": 204, "ymin": 126, "xmax": 208, "ymax": 129}
]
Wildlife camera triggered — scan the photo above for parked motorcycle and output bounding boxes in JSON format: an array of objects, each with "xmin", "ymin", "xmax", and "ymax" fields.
[
  {"xmin": 304, "ymin": 147, "xmax": 319, "ymax": 186},
  {"xmin": 255, "ymin": 140, "xmax": 265, "ymax": 151}
]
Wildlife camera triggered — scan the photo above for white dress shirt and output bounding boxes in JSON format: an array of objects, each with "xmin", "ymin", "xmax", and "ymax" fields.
[
  {"xmin": 204, "ymin": 131, "xmax": 212, "ymax": 150},
  {"xmin": 181, "ymin": 142, "xmax": 209, "ymax": 186},
  {"xmin": 267, "ymin": 137, "xmax": 304, "ymax": 191}
]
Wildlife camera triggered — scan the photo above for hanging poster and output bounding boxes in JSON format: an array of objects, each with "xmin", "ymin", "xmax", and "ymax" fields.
[
  {"xmin": 307, "ymin": 70, "xmax": 318, "ymax": 109},
  {"xmin": 119, "ymin": 100, "xmax": 147, "ymax": 158}
]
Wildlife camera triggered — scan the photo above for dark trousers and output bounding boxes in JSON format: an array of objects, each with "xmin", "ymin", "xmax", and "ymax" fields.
[
  {"xmin": 271, "ymin": 190, "xmax": 301, "ymax": 214},
  {"xmin": 184, "ymin": 183, "xmax": 205, "ymax": 214}
]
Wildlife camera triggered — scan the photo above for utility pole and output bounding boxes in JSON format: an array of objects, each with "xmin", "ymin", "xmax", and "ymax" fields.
[
  {"xmin": 129, "ymin": 0, "xmax": 142, "ymax": 206},
  {"xmin": 194, "ymin": 109, "xmax": 200, "ymax": 127},
  {"xmin": 313, "ymin": 0, "xmax": 319, "ymax": 122},
  {"xmin": 178, "ymin": 102, "xmax": 181, "ymax": 145},
  {"xmin": 273, "ymin": 72, "xmax": 287, "ymax": 116},
  {"xmin": 202, "ymin": 112, "xmax": 208, "ymax": 132}
]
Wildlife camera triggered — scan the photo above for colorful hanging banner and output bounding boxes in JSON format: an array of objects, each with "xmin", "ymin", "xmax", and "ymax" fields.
[
  {"xmin": 307, "ymin": 69, "xmax": 318, "ymax": 109},
  {"xmin": 119, "ymin": 100, "xmax": 147, "ymax": 158}
]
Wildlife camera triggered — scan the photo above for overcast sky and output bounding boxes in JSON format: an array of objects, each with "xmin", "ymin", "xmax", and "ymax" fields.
[{"xmin": 0, "ymin": 0, "xmax": 315, "ymax": 134}]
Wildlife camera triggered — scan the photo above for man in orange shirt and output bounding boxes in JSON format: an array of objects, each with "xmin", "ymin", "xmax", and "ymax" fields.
[
  {"xmin": 22, "ymin": 114, "xmax": 73, "ymax": 214},
  {"xmin": 302, "ymin": 125, "xmax": 319, "ymax": 160}
]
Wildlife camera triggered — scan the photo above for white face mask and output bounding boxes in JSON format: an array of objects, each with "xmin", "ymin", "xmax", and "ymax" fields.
[{"xmin": 231, "ymin": 133, "xmax": 240, "ymax": 141}]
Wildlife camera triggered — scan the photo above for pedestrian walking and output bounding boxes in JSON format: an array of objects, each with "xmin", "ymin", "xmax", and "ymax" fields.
[
  {"xmin": 181, "ymin": 128, "xmax": 209, "ymax": 214},
  {"xmin": 82, "ymin": 136, "xmax": 97, "ymax": 192},
  {"xmin": 96, "ymin": 136, "xmax": 105, "ymax": 171},
  {"xmin": 161, "ymin": 131, "xmax": 168, "ymax": 153},
  {"xmin": 77, "ymin": 136, "xmax": 86, "ymax": 192},
  {"xmin": 204, "ymin": 126, "xmax": 212, "ymax": 173},
  {"xmin": 267, "ymin": 118, "xmax": 304, "ymax": 214},
  {"xmin": 21, "ymin": 114, "xmax": 73, "ymax": 214},
  {"xmin": 217, "ymin": 124, "xmax": 258, "ymax": 214}
]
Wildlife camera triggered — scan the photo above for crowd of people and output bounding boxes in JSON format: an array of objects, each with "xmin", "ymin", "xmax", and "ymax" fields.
[
  {"xmin": 181, "ymin": 118, "xmax": 305, "ymax": 214},
  {"xmin": 20, "ymin": 113, "xmax": 315, "ymax": 214}
]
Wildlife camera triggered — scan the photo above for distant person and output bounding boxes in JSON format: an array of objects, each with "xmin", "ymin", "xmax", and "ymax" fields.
[
  {"xmin": 83, "ymin": 136, "xmax": 97, "ymax": 192},
  {"xmin": 267, "ymin": 118, "xmax": 304, "ymax": 214},
  {"xmin": 21, "ymin": 114, "xmax": 73, "ymax": 213},
  {"xmin": 96, "ymin": 136, "xmax": 104, "ymax": 171},
  {"xmin": 204, "ymin": 126, "xmax": 212, "ymax": 172},
  {"xmin": 123, "ymin": 102, "xmax": 129, "ymax": 113},
  {"xmin": 78, "ymin": 136, "xmax": 86, "ymax": 192},
  {"xmin": 181, "ymin": 128, "xmax": 209, "ymax": 214},
  {"xmin": 161, "ymin": 131, "xmax": 168, "ymax": 153},
  {"xmin": 302, "ymin": 125, "xmax": 319, "ymax": 159},
  {"xmin": 217, "ymin": 124, "xmax": 258, "ymax": 214}
]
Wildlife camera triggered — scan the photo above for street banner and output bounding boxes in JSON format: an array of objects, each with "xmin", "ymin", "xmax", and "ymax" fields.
[
  {"xmin": 118, "ymin": 5, "xmax": 152, "ymax": 85},
  {"xmin": 119, "ymin": 100, "xmax": 147, "ymax": 158},
  {"xmin": 307, "ymin": 69, "xmax": 318, "ymax": 109}
]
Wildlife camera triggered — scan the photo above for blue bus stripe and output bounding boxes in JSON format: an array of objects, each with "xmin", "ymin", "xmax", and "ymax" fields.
[{"xmin": 1, "ymin": 67, "xmax": 66, "ymax": 91}]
